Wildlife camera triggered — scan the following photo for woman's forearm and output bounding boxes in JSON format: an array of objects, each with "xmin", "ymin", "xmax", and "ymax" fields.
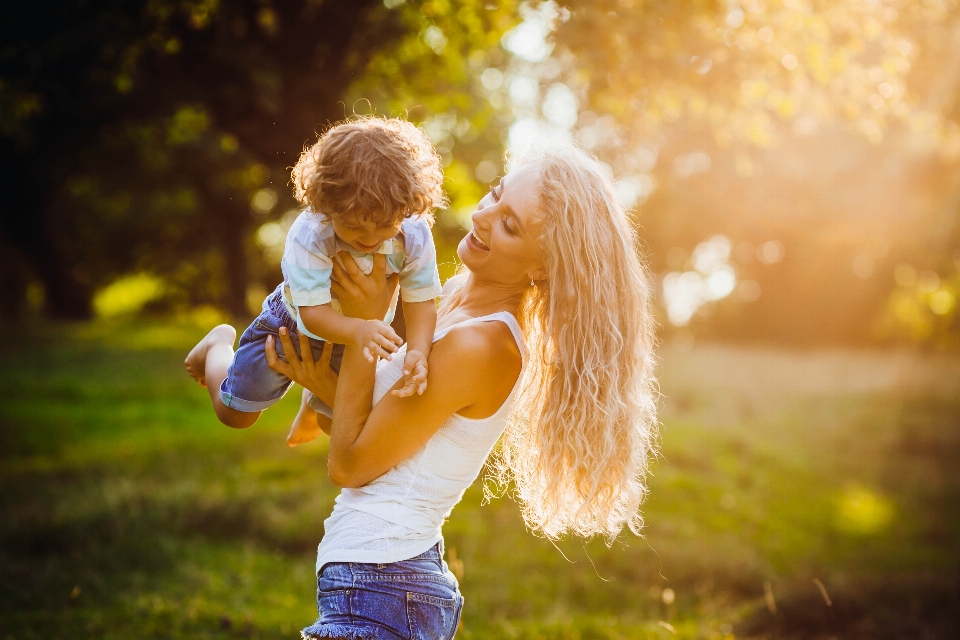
[{"xmin": 327, "ymin": 344, "xmax": 377, "ymax": 485}]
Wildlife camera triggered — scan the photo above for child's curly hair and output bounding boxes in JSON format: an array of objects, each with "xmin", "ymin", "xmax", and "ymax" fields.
[{"xmin": 292, "ymin": 116, "xmax": 447, "ymax": 227}]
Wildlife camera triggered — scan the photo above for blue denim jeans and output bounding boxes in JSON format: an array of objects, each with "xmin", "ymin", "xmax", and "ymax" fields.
[
  {"xmin": 219, "ymin": 285, "xmax": 343, "ymax": 417},
  {"xmin": 302, "ymin": 543, "xmax": 463, "ymax": 640}
]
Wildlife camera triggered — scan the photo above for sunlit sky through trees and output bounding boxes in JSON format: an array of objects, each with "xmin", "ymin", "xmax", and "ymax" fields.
[{"xmin": 2, "ymin": 0, "xmax": 958, "ymax": 346}]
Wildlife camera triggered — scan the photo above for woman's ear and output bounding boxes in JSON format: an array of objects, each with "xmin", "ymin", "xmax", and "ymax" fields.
[{"xmin": 527, "ymin": 267, "xmax": 547, "ymax": 283}]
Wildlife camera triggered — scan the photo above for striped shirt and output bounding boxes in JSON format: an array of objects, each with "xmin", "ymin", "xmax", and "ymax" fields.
[{"xmin": 280, "ymin": 210, "xmax": 441, "ymax": 340}]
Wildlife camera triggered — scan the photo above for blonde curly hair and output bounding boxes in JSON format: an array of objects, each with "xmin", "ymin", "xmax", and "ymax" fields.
[
  {"xmin": 488, "ymin": 146, "xmax": 660, "ymax": 541},
  {"xmin": 291, "ymin": 116, "xmax": 447, "ymax": 226}
]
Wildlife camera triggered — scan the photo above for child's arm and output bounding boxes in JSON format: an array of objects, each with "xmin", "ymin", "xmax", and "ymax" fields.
[
  {"xmin": 299, "ymin": 304, "xmax": 403, "ymax": 363},
  {"xmin": 392, "ymin": 299, "xmax": 437, "ymax": 397}
]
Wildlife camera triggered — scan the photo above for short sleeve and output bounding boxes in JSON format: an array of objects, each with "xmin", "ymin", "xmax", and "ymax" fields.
[
  {"xmin": 398, "ymin": 218, "xmax": 442, "ymax": 304},
  {"xmin": 281, "ymin": 213, "xmax": 334, "ymax": 307}
]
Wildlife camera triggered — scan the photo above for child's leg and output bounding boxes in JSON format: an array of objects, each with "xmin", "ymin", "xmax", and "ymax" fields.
[
  {"xmin": 287, "ymin": 388, "xmax": 331, "ymax": 446},
  {"xmin": 185, "ymin": 325, "xmax": 261, "ymax": 429}
]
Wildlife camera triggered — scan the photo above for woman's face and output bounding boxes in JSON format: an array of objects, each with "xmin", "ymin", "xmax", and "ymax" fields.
[{"xmin": 457, "ymin": 161, "xmax": 545, "ymax": 286}]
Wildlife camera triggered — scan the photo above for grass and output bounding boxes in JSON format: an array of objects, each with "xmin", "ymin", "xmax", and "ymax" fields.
[{"xmin": 1, "ymin": 318, "xmax": 959, "ymax": 639}]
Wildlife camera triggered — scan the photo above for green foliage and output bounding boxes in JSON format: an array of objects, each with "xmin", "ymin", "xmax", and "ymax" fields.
[
  {"xmin": 533, "ymin": 0, "xmax": 960, "ymax": 346},
  {"xmin": 0, "ymin": 0, "xmax": 518, "ymax": 319},
  {"xmin": 2, "ymin": 323, "xmax": 959, "ymax": 637}
]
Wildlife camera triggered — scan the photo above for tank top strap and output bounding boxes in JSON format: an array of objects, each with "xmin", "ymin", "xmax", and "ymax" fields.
[{"xmin": 433, "ymin": 311, "xmax": 527, "ymax": 363}]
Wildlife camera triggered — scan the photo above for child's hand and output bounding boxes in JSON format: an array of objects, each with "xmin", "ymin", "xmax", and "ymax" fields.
[
  {"xmin": 392, "ymin": 348, "xmax": 428, "ymax": 397},
  {"xmin": 354, "ymin": 320, "xmax": 403, "ymax": 363}
]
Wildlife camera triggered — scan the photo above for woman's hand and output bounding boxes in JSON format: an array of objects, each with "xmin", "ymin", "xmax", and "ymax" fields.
[
  {"xmin": 332, "ymin": 252, "xmax": 399, "ymax": 321},
  {"xmin": 264, "ymin": 328, "xmax": 338, "ymax": 406}
]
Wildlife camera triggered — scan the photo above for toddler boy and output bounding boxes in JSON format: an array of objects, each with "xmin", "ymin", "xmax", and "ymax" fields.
[{"xmin": 185, "ymin": 117, "xmax": 446, "ymax": 445}]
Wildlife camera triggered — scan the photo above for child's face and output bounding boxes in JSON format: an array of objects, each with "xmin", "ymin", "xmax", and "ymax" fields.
[{"xmin": 331, "ymin": 215, "xmax": 402, "ymax": 252}]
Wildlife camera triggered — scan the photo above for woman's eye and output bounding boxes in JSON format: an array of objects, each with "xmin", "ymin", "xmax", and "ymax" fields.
[
  {"xmin": 489, "ymin": 180, "xmax": 502, "ymax": 202},
  {"xmin": 501, "ymin": 217, "xmax": 515, "ymax": 235}
]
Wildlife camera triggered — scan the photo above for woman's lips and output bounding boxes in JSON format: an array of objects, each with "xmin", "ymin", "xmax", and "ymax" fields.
[{"xmin": 465, "ymin": 228, "xmax": 490, "ymax": 252}]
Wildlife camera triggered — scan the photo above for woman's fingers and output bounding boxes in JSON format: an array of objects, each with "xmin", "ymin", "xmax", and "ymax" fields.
[
  {"xmin": 298, "ymin": 331, "xmax": 315, "ymax": 373},
  {"xmin": 277, "ymin": 328, "xmax": 303, "ymax": 375},
  {"xmin": 319, "ymin": 341, "xmax": 334, "ymax": 370},
  {"xmin": 370, "ymin": 253, "xmax": 386, "ymax": 279},
  {"xmin": 264, "ymin": 335, "xmax": 292, "ymax": 376},
  {"xmin": 336, "ymin": 251, "xmax": 363, "ymax": 280}
]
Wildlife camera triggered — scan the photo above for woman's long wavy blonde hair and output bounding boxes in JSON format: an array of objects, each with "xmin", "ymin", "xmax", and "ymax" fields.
[{"xmin": 488, "ymin": 146, "xmax": 659, "ymax": 541}]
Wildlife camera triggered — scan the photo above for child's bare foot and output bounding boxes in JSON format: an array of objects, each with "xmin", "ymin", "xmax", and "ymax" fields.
[
  {"xmin": 286, "ymin": 400, "xmax": 323, "ymax": 447},
  {"xmin": 184, "ymin": 324, "xmax": 237, "ymax": 387}
]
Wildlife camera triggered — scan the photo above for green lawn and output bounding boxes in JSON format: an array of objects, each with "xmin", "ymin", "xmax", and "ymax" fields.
[{"xmin": 2, "ymin": 319, "xmax": 959, "ymax": 639}]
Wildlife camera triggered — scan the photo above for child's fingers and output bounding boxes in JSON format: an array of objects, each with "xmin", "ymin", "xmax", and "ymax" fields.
[
  {"xmin": 379, "ymin": 324, "xmax": 403, "ymax": 347},
  {"xmin": 368, "ymin": 343, "xmax": 394, "ymax": 361},
  {"xmin": 362, "ymin": 346, "xmax": 374, "ymax": 363},
  {"xmin": 407, "ymin": 362, "xmax": 428, "ymax": 384},
  {"xmin": 373, "ymin": 332, "xmax": 400, "ymax": 353},
  {"xmin": 391, "ymin": 381, "xmax": 417, "ymax": 397}
]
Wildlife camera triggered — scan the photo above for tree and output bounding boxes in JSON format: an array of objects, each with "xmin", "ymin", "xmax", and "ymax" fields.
[
  {"xmin": 0, "ymin": 0, "xmax": 517, "ymax": 319},
  {"xmin": 505, "ymin": 0, "xmax": 960, "ymax": 344}
]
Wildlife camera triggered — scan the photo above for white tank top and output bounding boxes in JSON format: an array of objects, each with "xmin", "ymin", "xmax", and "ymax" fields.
[{"xmin": 315, "ymin": 311, "xmax": 527, "ymax": 572}]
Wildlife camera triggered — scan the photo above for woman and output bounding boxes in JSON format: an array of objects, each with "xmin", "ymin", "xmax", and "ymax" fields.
[{"xmin": 265, "ymin": 146, "xmax": 659, "ymax": 639}]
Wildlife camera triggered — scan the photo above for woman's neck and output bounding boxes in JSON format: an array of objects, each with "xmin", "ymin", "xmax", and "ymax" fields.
[{"xmin": 439, "ymin": 273, "xmax": 523, "ymax": 324}]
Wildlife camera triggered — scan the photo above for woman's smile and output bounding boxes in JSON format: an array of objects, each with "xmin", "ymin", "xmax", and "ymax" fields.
[{"xmin": 465, "ymin": 227, "xmax": 490, "ymax": 252}]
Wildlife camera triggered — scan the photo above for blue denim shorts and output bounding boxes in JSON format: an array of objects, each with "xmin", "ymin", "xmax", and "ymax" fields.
[
  {"xmin": 219, "ymin": 285, "xmax": 343, "ymax": 416},
  {"xmin": 302, "ymin": 543, "xmax": 463, "ymax": 640}
]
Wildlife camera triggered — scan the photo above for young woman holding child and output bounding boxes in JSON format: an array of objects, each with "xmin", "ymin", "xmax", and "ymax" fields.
[{"xmin": 261, "ymin": 140, "xmax": 660, "ymax": 639}]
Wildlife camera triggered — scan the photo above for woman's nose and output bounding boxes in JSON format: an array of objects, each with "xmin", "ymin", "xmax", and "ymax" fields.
[{"xmin": 471, "ymin": 206, "xmax": 492, "ymax": 229}]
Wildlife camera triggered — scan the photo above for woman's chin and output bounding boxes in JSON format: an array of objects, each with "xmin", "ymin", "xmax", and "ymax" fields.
[{"xmin": 456, "ymin": 239, "xmax": 474, "ymax": 265}]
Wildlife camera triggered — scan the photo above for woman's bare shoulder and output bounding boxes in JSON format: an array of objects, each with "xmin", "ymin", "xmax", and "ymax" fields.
[
  {"xmin": 431, "ymin": 318, "xmax": 522, "ymax": 376},
  {"xmin": 425, "ymin": 319, "xmax": 522, "ymax": 413}
]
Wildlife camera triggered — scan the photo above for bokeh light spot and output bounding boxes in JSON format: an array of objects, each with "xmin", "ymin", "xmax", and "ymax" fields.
[
  {"xmin": 93, "ymin": 274, "xmax": 164, "ymax": 318},
  {"xmin": 757, "ymin": 240, "xmax": 785, "ymax": 264},
  {"xmin": 894, "ymin": 264, "xmax": 917, "ymax": 287},
  {"xmin": 835, "ymin": 485, "xmax": 894, "ymax": 535},
  {"xmin": 475, "ymin": 160, "xmax": 498, "ymax": 183},
  {"xmin": 930, "ymin": 290, "xmax": 955, "ymax": 315},
  {"xmin": 738, "ymin": 280, "xmax": 761, "ymax": 302},
  {"xmin": 251, "ymin": 188, "xmax": 278, "ymax": 215},
  {"xmin": 480, "ymin": 67, "xmax": 503, "ymax": 91},
  {"xmin": 918, "ymin": 271, "xmax": 940, "ymax": 293}
]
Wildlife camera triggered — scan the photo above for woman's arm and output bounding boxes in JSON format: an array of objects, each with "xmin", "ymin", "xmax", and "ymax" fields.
[
  {"xmin": 268, "ymin": 253, "xmax": 522, "ymax": 487},
  {"xmin": 326, "ymin": 322, "xmax": 520, "ymax": 487}
]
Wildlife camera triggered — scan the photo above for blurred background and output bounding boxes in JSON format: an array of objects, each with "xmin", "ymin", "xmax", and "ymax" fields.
[{"xmin": 2, "ymin": 1, "xmax": 959, "ymax": 638}]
